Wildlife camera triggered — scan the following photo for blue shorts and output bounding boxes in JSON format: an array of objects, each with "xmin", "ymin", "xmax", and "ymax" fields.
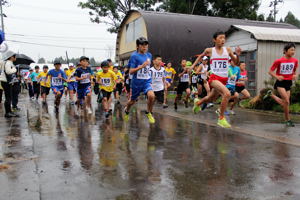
[
  {"xmin": 77, "ymin": 86, "xmax": 91, "ymax": 100},
  {"xmin": 131, "ymin": 82, "xmax": 152, "ymax": 101},
  {"xmin": 166, "ymin": 78, "xmax": 172, "ymax": 83},
  {"xmin": 68, "ymin": 82, "xmax": 77, "ymax": 91},
  {"xmin": 52, "ymin": 87, "xmax": 64, "ymax": 95}
]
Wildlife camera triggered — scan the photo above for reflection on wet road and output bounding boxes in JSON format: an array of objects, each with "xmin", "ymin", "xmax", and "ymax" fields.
[{"xmin": 1, "ymin": 95, "xmax": 300, "ymax": 200}]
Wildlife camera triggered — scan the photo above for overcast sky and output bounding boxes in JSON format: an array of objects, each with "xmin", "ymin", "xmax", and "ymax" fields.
[{"xmin": 3, "ymin": 0, "xmax": 300, "ymax": 63}]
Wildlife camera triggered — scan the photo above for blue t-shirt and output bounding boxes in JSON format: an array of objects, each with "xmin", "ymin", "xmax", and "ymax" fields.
[
  {"xmin": 226, "ymin": 65, "xmax": 241, "ymax": 89},
  {"xmin": 48, "ymin": 69, "xmax": 67, "ymax": 89},
  {"xmin": 75, "ymin": 67, "xmax": 93, "ymax": 89},
  {"xmin": 129, "ymin": 51, "xmax": 152, "ymax": 85},
  {"xmin": 29, "ymin": 72, "xmax": 39, "ymax": 82}
]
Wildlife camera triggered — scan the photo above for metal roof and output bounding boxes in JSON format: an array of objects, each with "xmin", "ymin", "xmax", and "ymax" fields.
[
  {"xmin": 117, "ymin": 10, "xmax": 298, "ymax": 65},
  {"xmin": 232, "ymin": 25, "xmax": 300, "ymax": 43}
]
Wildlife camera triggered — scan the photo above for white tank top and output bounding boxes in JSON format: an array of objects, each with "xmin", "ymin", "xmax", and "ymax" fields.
[
  {"xmin": 210, "ymin": 47, "xmax": 229, "ymax": 78},
  {"xmin": 201, "ymin": 64, "xmax": 208, "ymax": 80}
]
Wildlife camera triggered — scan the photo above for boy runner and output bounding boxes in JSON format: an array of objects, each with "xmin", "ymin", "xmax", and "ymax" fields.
[
  {"xmin": 47, "ymin": 60, "xmax": 67, "ymax": 112},
  {"xmin": 37, "ymin": 65, "xmax": 50, "ymax": 104},
  {"xmin": 192, "ymin": 31, "xmax": 241, "ymax": 128},
  {"xmin": 236, "ymin": 61, "xmax": 251, "ymax": 100},
  {"xmin": 150, "ymin": 55, "xmax": 168, "ymax": 108},
  {"xmin": 264, "ymin": 43, "xmax": 298, "ymax": 127},
  {"xmin": 29, "ymin": 66, "xmax": 40, "ymax": 101},
  {"xmin": 113, "ymin": 66, "xmax": 124, "ymax": 104},
  {"xmin": 124, "ymin": 37, "xmax": 155, "ymax": 124},
  {"xmin": 174, "ymin": 59, "xmax": 191, "ymax": 110},
  {"xmin": 96, "ymin": 61, "xmax": 118, "ymax": 118},
  {"xmin": 75, "ymin": 56, "xmax": 93, "ymax": 114},
  {"xmin": 66, "ymin": 64, "xmax": 77, "ymax": 105}
]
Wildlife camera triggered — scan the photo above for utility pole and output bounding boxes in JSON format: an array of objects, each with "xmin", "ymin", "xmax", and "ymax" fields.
[
  {"xmin": 0, "ymin": 0, "xmax": 5, "ymax": 33},
  {"xmin": 83, "ymin": 48, "xmax": 85, "ymax": 56},
  {"xmin": 269, "ymin": 0, "xmax": 284, "ymax": 22}
]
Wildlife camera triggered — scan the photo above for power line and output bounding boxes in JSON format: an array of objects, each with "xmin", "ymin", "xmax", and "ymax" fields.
[
  {"xmin": 269, "ymin": 0, "xmax": 284, "ymax": 21},
  {"xmin": 7, "ymin": 39, "xmax": 114, "ymax": 51},
  {"xmin": 6, "ymin": 33, "xmax": 116, "ymax": 40}
]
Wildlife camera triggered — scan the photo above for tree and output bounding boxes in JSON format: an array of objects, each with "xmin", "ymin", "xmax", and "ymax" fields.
[
  {"xmin": 207, "ymin": 0, "xmax": 259, "ymax": 20},
  {"xmin": 257, "ymin": 14, "xmax": 265, "ymax": 21},
  {"xmin": 37, "ymin": 57, "xmax": 46, "ymax": 64},
  {"xmin": 284, "ymin": 11, "xmax": 300, "ymax": 28},
  {"xmin": 78, "ymin": 0, "xmax": 160, "ymax": 33},
  {"xmin": 266, "ymin": 13, "xmax": 274, "ymax": 22}
]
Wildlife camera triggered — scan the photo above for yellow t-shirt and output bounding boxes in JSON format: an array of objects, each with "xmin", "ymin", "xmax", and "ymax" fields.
[
  {"xmin": 114, "ymin": 71, "xmax": 124, "ymax": 81},
  {"xmin": 37, "ymin": 72, "xmax": 51, "ymax": 88},
  {"xmin": 66, "ymin": 68, "xmax": 76, "ymax": 82},
  {"xmin": 165, "ymin": 67, "xmax": 176, "ymax": 79},
  {"xmin": 96, "ymin": 70, "xmax": 117, "ymax": 92}
]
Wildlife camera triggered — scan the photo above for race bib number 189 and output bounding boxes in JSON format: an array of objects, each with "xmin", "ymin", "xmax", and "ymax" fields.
[{"xmin": 280, "ymin": 63, "xmax": 294, "ymax": 75}]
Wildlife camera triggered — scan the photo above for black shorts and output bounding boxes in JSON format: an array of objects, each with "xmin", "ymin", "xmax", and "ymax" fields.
[
  {"xmin": 236, "ymin": 85, "xmax": 245, "ymax": 93},
  {"xmin": 177, "ymin": 82, "xmax": 189, "ymax": 95},
  {"xmin": 227, "ymin": 87, "xmax": 236, "ymax": 96},
  {"xmin": 114, "ymin": 83, "xmax": 123, "ymax": 94},
  {"xmin": 274, "ymin": 80, "xmax": 293, "ymax": 91},
  {"xmin": 101, "ymin": 89, "xmax": 112, "ymax": 99},
  {"xmin": 198, "ymin": 78, "xmax": 204, "ymax": 85},
  {"xmin": 41, "ymin": 86, "xmax": 50, "ymax": 95},
  {"xmin": 154, "ymin": 90, "xmax": 164, "ymax": 103}
]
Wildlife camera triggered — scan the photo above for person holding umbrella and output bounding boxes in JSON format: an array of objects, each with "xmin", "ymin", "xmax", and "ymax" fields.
[{"xmin": 0, "ymin": 50, "xmax": 19, "ymax": 118}]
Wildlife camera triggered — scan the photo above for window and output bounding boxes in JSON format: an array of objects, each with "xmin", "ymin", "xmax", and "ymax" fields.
[{"xmin": 126, "ymin": 17, "xmax": 143, "ymax": 43}]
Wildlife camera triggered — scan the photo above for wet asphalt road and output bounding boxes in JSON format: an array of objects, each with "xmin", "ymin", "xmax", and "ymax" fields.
[{"xmin": 1, "ymin": 93, "xmax": 300, "ymax": 200}]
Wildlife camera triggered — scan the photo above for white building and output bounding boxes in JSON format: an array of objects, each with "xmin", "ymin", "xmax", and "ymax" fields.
[{"xmin": 226, "ymin": 25, "xmax": 300, "ymax": 95}]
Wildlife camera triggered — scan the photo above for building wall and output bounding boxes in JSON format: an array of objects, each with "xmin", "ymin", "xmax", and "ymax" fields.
[
  {"xmin": 118, "ymin": 12, "xmax": 148, "ymax": 57},
  {"xmin": 257, "ymin": 41, "xmax": 300, "ymax": 93},
  {"xmin": 225, "ymin": 31, "xmax": 257, "ymax": 51}
]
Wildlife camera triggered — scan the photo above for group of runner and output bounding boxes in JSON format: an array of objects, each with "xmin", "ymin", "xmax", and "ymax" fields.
[{"xmin": 26, "ymin": 31, "xmax": 298, "ymax": 128}]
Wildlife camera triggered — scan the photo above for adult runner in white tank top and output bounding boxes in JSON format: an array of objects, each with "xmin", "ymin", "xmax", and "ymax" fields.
[{"xmin": 191, "ymin": 31, "xmax": 242, "ymax": 128}]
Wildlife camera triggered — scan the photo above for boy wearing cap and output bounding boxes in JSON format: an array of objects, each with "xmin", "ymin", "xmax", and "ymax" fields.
[
  {"xmin": 66, "ymin": 64, "xmax": 77, "ymax": 105},
  {"xmin": 124, "ymin": 37, "xmax": 156, "ymax": 124},
  {"xmin": 47, "ymin": 60, "xmax": 67, "ymax": 112},
  {"xmin": 96, "ymin": 61, "xmax": 118, "ymax": 118},
  {"xmin": 75, "ymin": 56, "xmax": 93, "ymax": 114},
  {"xmin": 37, "ymin": 65, "xmax": 50, "ymax": 104}
]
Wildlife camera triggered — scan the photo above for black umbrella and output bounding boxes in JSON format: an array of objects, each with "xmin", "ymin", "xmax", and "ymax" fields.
[
  {"xmin": 16, "ymin": 64, "xmax": 30, "ymax": 70},
  {"xmin": 14, "ymin": 54, "xmax": 35, "ymax": 65}
]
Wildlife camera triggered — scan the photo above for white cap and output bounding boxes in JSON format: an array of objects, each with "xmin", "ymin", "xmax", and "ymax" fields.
[
  {"xmin": 2, "ymin": 50, "xmax": 16, "ymax": 61},
  {"xmin": 203, "ymin": 56, "xmax": 208, "ymax": 60}
]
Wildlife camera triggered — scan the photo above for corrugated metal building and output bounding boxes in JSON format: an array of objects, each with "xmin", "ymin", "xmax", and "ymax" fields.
[
  {"xmin": 226, "ymin": 25, "xmax": 300, "ymax": 95},
  {"xmin": 115, "ymin": 10, "xmax": 297, "ymax": 67}
]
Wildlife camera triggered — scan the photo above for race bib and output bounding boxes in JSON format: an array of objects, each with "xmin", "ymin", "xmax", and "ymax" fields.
[
  {"xmin": 165, "ymin": 71, "xmax": 172, "ymax": 77},
  {"xmin": 153, "ymin": 71, "xmax": 164, "ymax": 80},
  {"xmin": 211, "ymin": 60, "xmax": 229, "ymax": 77},
  {"xmin": 101, "ymin": 78, "xmax": 111, "ymax": 86},
  {"xmin": 137, "ymin": 66, "xmax": 150, "ymax": 80},
  {"xmin": 192, "ymin": 75, "xmax": 198, "ymax": 84},
  {"xmin": 280, "ymin": 63, "xmax": 294, "ymax": 75},
  {"xmin": 69, "ymin": 72, "xmax": 76, "ymax": 81},
  {"xmin": 227, "ymin": 76, "xmax": 237, "ymax": 86},
  {"xmin": 80, "ymin": 73, "xmax": 90, "ymax": 84},
  {"xmin": 40, "ymin": 76, "xmax": 46, "ymax": 82},
  {"xmin": 180, "ymin": 74, "xmax": 189, "ymax": 82},
  {"xmin": 52, "ymin": 77, "xmax": 62, "ymax": 86}
]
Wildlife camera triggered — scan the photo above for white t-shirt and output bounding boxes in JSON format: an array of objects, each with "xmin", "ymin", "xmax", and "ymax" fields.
[{"xmin": 150, "ymin": 66, "xmax": 165, "ymax": 92}]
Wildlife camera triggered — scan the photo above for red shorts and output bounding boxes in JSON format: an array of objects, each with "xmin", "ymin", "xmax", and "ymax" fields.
[{"xmin": 209, "ymin": 74, "xmax": 228, "ymax": 87}]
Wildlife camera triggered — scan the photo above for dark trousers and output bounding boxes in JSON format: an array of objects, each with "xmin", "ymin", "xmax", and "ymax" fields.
[
  {"xmin": 12, "ymin": 82, "xmax": 21, "ymax": 108},
  {"xmin": 1, "ymin": 81, "xmax": 12, "ymax": 114},
  {"xmin": 28, "ymin": 82, "xmax": 34, "ymax": 98},
  {"xmin": 33, "ymin": 81, "xmax": 40, "ymax": 99},
  {"xmin": 0, "ymin": 89, "xmax": 3, "ymax": 103}
]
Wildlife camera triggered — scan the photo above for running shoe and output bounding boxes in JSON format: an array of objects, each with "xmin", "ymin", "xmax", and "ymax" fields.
[
  {"xmin": 207, "ymin": 103, "xmax": 214, "ymax": 108},
  {"xmin": 124, "ymin": 108, "xmax": 129, "ymax": 122},
  {"xmin": 217, "ymin": 118, "xmax": 231, "ymax": 128},
  {"xmin": 163, "ymin": 104, "xmax": 168, "ymax": 109},
  {"xmin": 263, "ymin": 90, "xmax": 272, "ymax": 100},
  {"xmin": 215, "ymin": 108, "xmax": 220, "ymax": 116},
  {"xmin": 193, "ymin": 98, "xmax": 201, "ymax": 114},
  {"xmin": 87, "ymin": 107, "xmax": 93, "ymax": 114},
  {"xmin": 146, "ymin": 112, "xmax": 155, "ymax": 124},
  {"xmin": 70, "ymin": 101, "xmax": 75, "ymax": 105},
  {"xmin": 201, "ymin": 103, "xmax": 208, "ymax": 111},
  {"xmin": 285, "ymin": 120, "xmax": 295, "ymax": 127},
  {"xmin": 228, "ymin": 110, "xmax": 236, "ymax": 115}
]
